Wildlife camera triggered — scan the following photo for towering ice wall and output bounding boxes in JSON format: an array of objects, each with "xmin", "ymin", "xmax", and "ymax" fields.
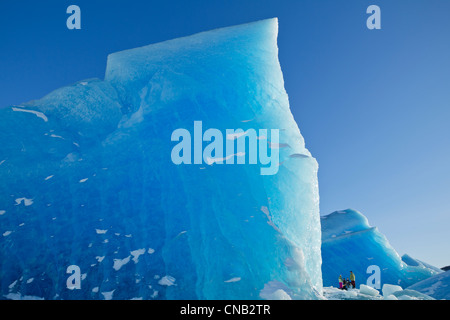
[
  {"xmin": 321, "ymin": 209, "xmax": 439, "ymax": 289},
  {"xmin": 0, "ymin": 18, "xmax": 322, "ymax": 300}
]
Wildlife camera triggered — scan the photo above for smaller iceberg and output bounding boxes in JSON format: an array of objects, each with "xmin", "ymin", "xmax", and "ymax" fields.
[
  {"xmin": 407, "ymin": 270, "xmax": 450, "ymax": 300},
  {"xmin": 321, "ymin": 209, "xmax": 440, "ymax": 289}
]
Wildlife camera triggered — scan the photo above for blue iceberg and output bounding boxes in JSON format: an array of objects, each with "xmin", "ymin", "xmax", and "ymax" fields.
[
  {"xmin": 0, "ymin": 18, "xmax": 322, "ymax": 300},
  {"xmin": 321, "ymin": 209, "xmax": 439, "ymax": 289},
  {"xmin": 407, "ymin": 270, "xmax": 450, "ymax": 300},
  {"xmin": 401, "ymin": 254, "xmax": 443, "ymax": 274}
]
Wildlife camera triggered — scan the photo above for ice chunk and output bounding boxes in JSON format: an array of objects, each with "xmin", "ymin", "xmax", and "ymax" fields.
[
  {"xmin": 101, "ymin": 290, "xmax": 115, "ymax": 300},
  {"xmin": 382, "ymin": 284, "xmax": 403, "ymax": 297},
  {"xmin": 15, "ymin": 198, "xmax": 33, "ymax": 206},
  {"xmin": 393, "ymin": 289, "xmax": 434, "ymax": 300},
  {"xmin": 359, "ymin": 284, "xmax": 380, "ymax": 297},
  {"xmin": 224, "ymin": 277, "xmax": 241, "ymax": 283}
]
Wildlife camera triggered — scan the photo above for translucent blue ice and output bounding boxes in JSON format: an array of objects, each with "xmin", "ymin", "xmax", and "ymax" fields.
[
  {"xmin": 321, "ymin": 209, "xmax": 439, "ymax": 289},
  {"xmin": 0, "ymin": 18, "xmax": 322, "ymax": 300}
]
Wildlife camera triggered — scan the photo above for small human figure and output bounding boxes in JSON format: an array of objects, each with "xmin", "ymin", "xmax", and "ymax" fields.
[
  {"xmin": 342, "ymin": 278, "xmax": 348, "ymax": 290},
  {"xmin": 339, "ymin": 275, "xmax": 343, "ymax": 289},
  {"xmin": 350, "ymin": 271, "xmax": 356, "ymax": 289}
]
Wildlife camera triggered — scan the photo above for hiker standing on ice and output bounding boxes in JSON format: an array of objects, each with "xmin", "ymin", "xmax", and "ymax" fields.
[
  {"xmin": 350, "ymin": 271, "xmax": 356, "ymax": 289},
  {"xmin": 338, "ymin": 275, "xmax": 343, "ymax": 289}
]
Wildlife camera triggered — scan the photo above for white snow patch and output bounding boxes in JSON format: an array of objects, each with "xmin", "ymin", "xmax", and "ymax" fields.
[
  {"xmin": 158, "ymin": 275, "xmax": 176, "ymax": 286},
  {"xmin": 15, "ymin": 198, "xmax": 33, "ymax": 206},
  {"xmin": 95, "ymin": 229, "xmax": 108, "ymax": 234},
  {"xmin": 147, "ymin": 248, "xmax": 155, "ymax": 254},
  {"xmin": 101, "ymin": 290, "xmax": 115, "ymax": 300},
  {"xmin": 12, "ymin": 107, "xmax": 48, "ymax": 122},
  {"xmin": 359, "ymin": 284, "xmax": 380, "ymax": 297},
  {"xmin": 4, "ymin": 293, "xmax": 44, "ymax": 300},
  {"xmin": 3, "ymin": 231, "xmax": 12, "ymax": 237},
  {"xmin": 382, "ymin": 284, "xmax": 403, "ymax": 297},
  {"xmin": 113, "ymin": 256, "xmax": 131, "ymax": 271},
  {"xmin": 44, "ymin": 175, "xmax": 54, "ymax": 181},
  {"xmin": 224, "ymin": 277, "xmax": 241, "ymax": 283},
  {"xmin": 79, "ymin": 178, "xmax": 88, "ymax": 183},
  {"xmin": 130, "ymin": 248, "xmax": 146, "ymax": 264},
  {"xmin": 0, "ymin": 210, "xmax": 6, "ymax": 215},
  {"xmin": 8, "ymin": 280, "xmax": 17, "ymax": 289}
]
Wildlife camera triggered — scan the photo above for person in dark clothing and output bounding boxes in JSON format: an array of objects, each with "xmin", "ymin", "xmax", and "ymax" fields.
[{"xmin": 342, "ymin": 278, "xmax": 348, "ymax": 290}]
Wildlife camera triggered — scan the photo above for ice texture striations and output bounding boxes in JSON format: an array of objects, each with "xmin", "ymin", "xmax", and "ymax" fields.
[
  {"xmin": 321, "ymin": 209, "xmax": 439, "ymax": 289},
  {"xmin": 0, "ymin": 18, "xmax": 322, "ymax": 300}
]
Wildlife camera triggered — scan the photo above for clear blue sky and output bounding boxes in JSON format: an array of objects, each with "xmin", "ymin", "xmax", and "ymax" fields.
[{"xmin": 1, "ymin": 0, "xmax": 449, "ymax": 267}]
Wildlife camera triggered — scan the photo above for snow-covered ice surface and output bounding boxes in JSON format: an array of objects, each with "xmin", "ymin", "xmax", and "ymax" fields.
[
  {"xmin": 323, "ymin": 285, "xmax": 434, "ymax": 300},
  {"xmin": 0, "ymin": 19, "xmax": 322, "ymax": 300},
  {"xmin": 407, "ymin": 270, "xmax": 450, "ymax": 300},
  {"xmin": 321, "ymin": 209, "xmax": 440, "ymax": 289}
]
